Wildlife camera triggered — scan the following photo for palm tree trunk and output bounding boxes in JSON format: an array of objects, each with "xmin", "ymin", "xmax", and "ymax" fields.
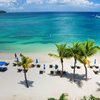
[
  {"xmin": 60, "ymin": 58, "xmax": 63, "ymax": 77},
  {"xmin": 23, "ymin": 67, "xmax": 29, "ymax": 88},
  {"xmin": 84, "ymin": 64, "xmax": 87, "ymax": 80},
  {"xmin": 73, "ymin": 58, "xmax": 76, "ymax": 82}
]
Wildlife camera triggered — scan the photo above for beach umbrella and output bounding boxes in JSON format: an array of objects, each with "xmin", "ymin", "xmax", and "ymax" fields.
[
  {"xmin": 75, "ymin": 60, "xmax": 77, "ymax": 65},
  {"xmin": 16, "ymin": 57, "xmax": 19, "ymax": 62},
  {"xmin": 35, "ymin": 58, "xmax": 38, "ymax": 64},
  {"xmin": 43, "ymin": 64, "xmax": 45, "ymax": 70},
  {"xmin": 94, "ymin": 59, "xmax": 96, "ymax": 65},
  {"xmin": 0, "ymin": 61, "xmax": 8, "ymax": 66}
]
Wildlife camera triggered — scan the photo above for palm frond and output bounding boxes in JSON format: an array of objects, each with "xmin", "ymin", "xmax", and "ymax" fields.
[
  {"xmin": 17, "ymin": 54, "xmax": 33, "ymax": 69},
  {"xmin": 55, "ymin": 43, "xmax": 67, "ymax": 58}
]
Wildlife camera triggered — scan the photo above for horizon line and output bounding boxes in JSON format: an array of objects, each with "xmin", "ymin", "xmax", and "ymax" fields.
[{"xmin": 7, "ymin": 11, "xmax": 100, "ymax": 13}]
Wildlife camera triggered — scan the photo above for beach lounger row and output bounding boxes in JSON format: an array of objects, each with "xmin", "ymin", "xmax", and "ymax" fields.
[
  {"xmin": 50, "ymin": 70, "xmax": 66, "ymax": 76},
  {"xmin": 71, "ymin": 66, "xmax": 81, "ymax": 69},
  {"xmin": 31, "ymin": 64, "xmax": 58, "ymax": 69},
  {"xmin": 17, "ymin": 69, "xmax": 28, "ymax": 73},
  {"xmin": 49, "ymin": 64, "xmax": 58, "ymax": 69},
  {"xmin": 89, "ymin": 65, "xmax": 99, "ymax": 69}
]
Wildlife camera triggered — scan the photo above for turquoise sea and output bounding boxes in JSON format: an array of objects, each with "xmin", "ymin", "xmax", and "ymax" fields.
[{"xmin": 0, "ymin": 12, "xmax": 100, "ymax": 52}]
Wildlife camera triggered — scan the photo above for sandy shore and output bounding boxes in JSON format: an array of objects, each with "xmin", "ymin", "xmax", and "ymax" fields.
[{"xmin": 0, "ymin": 52, "xmax": 100, "ymax": 100}]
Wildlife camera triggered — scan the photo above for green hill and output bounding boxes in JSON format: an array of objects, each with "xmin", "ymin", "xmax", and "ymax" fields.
[{"xmin": 0, "ymin": 10, "xmax": 7, "ymax": 13}]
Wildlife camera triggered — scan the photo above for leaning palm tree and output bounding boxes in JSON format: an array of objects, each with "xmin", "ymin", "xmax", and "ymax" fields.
[
  {"xmin": 16, "ymin": 54, "xmax": 33, "ymax": 88},
  {"xmin": 48, "ymin": 43, "xmax": 67, "ymax": 77},
  {"xmin": 78, "ymin": 40, "xmax": 100, "ymax": 79},
  {"xmin": 65, "ymin": 42, "xmax": 82, "ymax": 81}
]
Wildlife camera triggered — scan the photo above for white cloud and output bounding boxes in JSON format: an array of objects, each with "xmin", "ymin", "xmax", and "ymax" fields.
[
  {"xmin": 69, "ymin": 0, "xmax": 95, "ymax": 6},
  {"xmin": 0, "ymin": 0, "xmax": 100, "ymax": 11},
  {"xmin": 0, "ymin": 0, "xmax": 100, "ymax": 7},
  {"xmin": 26, "ymin": 0, "xmax": 100, "ymax": 7},
  {"xmin": 9, "ymin": 6, "xmax": 24, "ymax": 10},
  {"xmin": 0, "ymin": 0, "xmax": 16, "ymax": 2},
  {"xmin": 26, "ymin": 0, "xmax": 43, "ymax": 4},
  {"xmin": 46, "ymin": 0, "xmax": 58, "ymax": 4},
  {"xmin": 0, "ymin": 0, "xmax": 16, "ymax": 6}
]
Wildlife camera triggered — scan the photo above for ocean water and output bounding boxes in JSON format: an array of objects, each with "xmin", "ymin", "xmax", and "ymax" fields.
[{"xmin": 0, "ymin": 12, "xmax": 100, "ymax": 52}]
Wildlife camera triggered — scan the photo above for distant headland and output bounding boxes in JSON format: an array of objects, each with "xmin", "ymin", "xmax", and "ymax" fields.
[{"xmin": 0, "ymin": 10, "xmax": 7, "ymax": 13}]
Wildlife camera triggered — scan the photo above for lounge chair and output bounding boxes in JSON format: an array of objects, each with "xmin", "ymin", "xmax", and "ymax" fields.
[
  {"xmin": 63, "ymin": 71, "xmax": 66, "ymax": 75},
  {"xmin": 93, "ymin": 70, "xmax": 99, "ymax": 74},
  {"xmin": 76, "ymin": 66, "xmax": 81, "ymax": 69},
  {"xmin": 13, "ymin": 63, "xmax": 17, "ymax": 66},
  {"xmin": 55, "ymin": 64, "xmax": 58, "ymax": 69},
  {"xmin": 71, "ymin": 66, "xmax": 80, "ymax": 69},
  {"xmin": 39, "ymin": 70, "xmax": 44, "ymax": 74},
  {"xmin": 5, "ymin": 63, "xmax": 9, "ymax": 66},
  {"xmin": 71, "ymin": 66, "xmax": 75, "ymax": 69},
  {"xmin": 0, "ymin": 67, "xmax": 8, "ymax": 72},
  {"xmin": 37, "ymin": 64, "xmax": 41, "ymax": 68},
  {"xmin": 89, "ymin": 65, "xmax": 99, "ymax": 69},
  {"xmin": 31, "ymin": 64, "xmax": 35, "ymax": 68},
  {"xmin": 94, "ymin": 65, "xmax": 99, "ymax": 69},
  {"xmin": 89, "ymin": 65, "xmax": 93, "ymax": 68},
  {"xmin": 56, "ymin": 70, "xmax": 61, "ymax": 75},
  {"xmin": 23, "ymin": 69, "xmax": 28, "ymax": 73},
  {"xmin": 50, "ymin": 71, "xmax": 54, "ymax": 75},
  {"xmin": 17, "ymin": 69, "xmax": 22, "ymax": 72},
  {"xmin": 49, "ymin": 65, "xmax": 53, "ymax": 68}
]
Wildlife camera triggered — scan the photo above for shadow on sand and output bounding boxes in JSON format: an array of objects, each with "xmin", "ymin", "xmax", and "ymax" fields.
[
  {"xmin": 48, "ymin": 71, "xmax": 90, "ymax": 88},
  {"xmin": 18, "ymin": 80, "xmax": 34, "ymax": 87}
]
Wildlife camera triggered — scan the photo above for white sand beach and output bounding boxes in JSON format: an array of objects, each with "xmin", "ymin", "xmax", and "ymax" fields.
[{"xmin": 0, "ymin": 52, "xmax": 100, "ymax": 100}]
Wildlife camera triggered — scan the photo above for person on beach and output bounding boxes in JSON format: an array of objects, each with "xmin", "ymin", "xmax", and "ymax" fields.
[
  {"xmin": 43, "ymin": 64, "xmax": 46, "ymax": 72},
  {"xmin": 15, "ymin": 53, "xmax": 19, "ymax": 62},
  {"xmin": 94, "ymin": 59, "xmax": 96, "ymax": 65},
  {"xmin": 15, "ymin": 53, "xmax": 17, "ymax": 58},
  {"xmin": 20, "ymin": 53, "xmax": 23, "ymax": 57}
]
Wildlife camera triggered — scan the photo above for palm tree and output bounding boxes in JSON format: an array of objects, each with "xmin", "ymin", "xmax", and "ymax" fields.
[
  {"xmin": 48, "ymin": 43, "xmax": 67, "ymax": 77},
  {"xmin": 65, "ymin": 42, "xmax": 81, "ymax": 81},
  {"xmin": 78, "ymin": 40, "xmax": 100, "ymax": 79},
  {"xmin": 17, "ymin": 54, "xmax": 33, "ymax": 88}
]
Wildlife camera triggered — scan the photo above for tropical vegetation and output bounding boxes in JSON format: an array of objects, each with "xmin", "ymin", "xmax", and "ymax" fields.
[
  {"xmin": 49, "ymin": 40, "xmax": 100, "ymax": 80},
  {"xmin": 48, "ymin": 94, "xmax": 100, "ymax": 100},
  {"xmin": 81, "ymin": 95, "xmax": 100, "ymax": 100},
  {"xmin": 48, "ymin": 43, "xmax": 68, "ymax": 77},
  {"xmin": 48, "ymin": 93, "xmax": 68, "ymax": 100},
  {"xmin": 65, "ymin": 42, "xmax": 82, "ymax": 81},
  {"xmin": 14, "ymin": 54, "xmax": 33, "ymax": 88},
  {"xmin": 77, "ymin": 40, "xmax": 100, "ymax": 79}
]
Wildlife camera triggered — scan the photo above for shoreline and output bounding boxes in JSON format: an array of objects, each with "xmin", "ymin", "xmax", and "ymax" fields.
[{"xmin": 0, "ymin": 51, "xmax": 100, "ymax": 64}]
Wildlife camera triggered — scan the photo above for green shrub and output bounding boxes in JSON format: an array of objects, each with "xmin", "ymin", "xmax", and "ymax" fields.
[
  {"xmin": 89, "ymin": 95, "xmax": 100, "ymax": 100},
  {"xmin": 81, "ymin": 95, "xmax": 100, "ymax": 100},
  {"xmin": 81, "ymin": 96, "xmax": 87, "ymax": 100},
  {"xmin": 48, "ymin": 93, "xmax": 68, "ymax": 100},
  {"xmin": 59, "ymin": 93, "xmax": 68, "ymax": 100},
  {"xmin": 48, "ymin": 98, "xmax": 56, "ymax": 100}
]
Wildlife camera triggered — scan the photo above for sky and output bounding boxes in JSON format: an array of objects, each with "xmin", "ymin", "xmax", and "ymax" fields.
[{"xmin": 0, "ymin": 0, "xmax": 100, "ymax": 12}]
